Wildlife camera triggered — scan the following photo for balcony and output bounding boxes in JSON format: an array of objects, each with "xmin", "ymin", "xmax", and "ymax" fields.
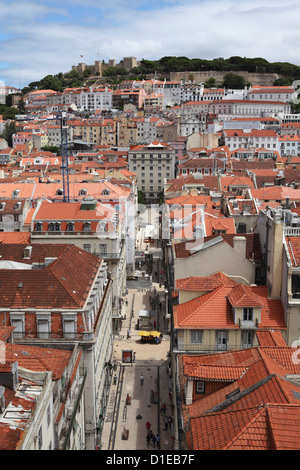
[
  {"xmin": 175, "ymin": 343, "xmax": 253, "ymax": 353},
  {"xmin": 32, "ymin": 229, "xmax": 119, "ymax": 239}
]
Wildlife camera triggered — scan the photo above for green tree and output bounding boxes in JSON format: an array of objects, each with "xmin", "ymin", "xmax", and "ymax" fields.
[
  {"xmin": 0, "ymin": 104, "xmax": 18, "ymax": 120},
  {"xmin": 138, "ymin": 191, "xmax": 146, "ymax": 205},
  {"xmin": 17, "ymin": 96, "xmax": 26, "ymax": 114},
  {"xmin": 222, "ymin": 73, "xmax": 246, "ymax": 89},
  {"xmin": 41, "ymin": 145, "xmax": 60, "ymax": 154},
  {"xmin": 204, "ymin": 77, "xmax": 216, "ymax": 88},
  {"xmin": 0, "ymin": 121, "xmax": 17, "ymax": 147}
]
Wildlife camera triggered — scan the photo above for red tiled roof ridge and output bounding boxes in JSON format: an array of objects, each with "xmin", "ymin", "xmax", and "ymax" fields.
[
  {"xmin": 228, "ymin": 283, "xmax": 264, "ymax": 307},
  {"xmin": 223, "ymin": 405, "xmax": 270, "ymax": 450},
  {"xmin": 46, "ymin": 245, "xmax": 101, "ymax": 307},
  {"xmin": 174, "ymin": 285, "xmax": 227, "ymax": 327},
  {"xmin": 184, "ymin": 363, "xmax": 248, "ymax": 382}
]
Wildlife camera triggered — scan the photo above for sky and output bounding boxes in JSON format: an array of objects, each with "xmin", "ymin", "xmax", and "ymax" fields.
[{"xmin": 1, "ymin": 0, "xmax": 300, "ymax": 89}]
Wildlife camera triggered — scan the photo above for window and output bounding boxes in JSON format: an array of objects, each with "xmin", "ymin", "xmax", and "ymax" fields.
[
  {"xmin": 66, "ymin": 222, "xmax": 74, "ymax": 232},
  {"xmin": 190, "ymin": 330, "xmax": 202, "ymax": 343},
  {"xmin": 99, "ymin": 244, "xmax": 107, "ymax": 256},
  {"xmin": 243, "ymin": 308, "xmax": 253, "ymax": 321},
  {"xmin": 195, "ymin": 381, "xmax": 205, "ymax": 394},
  {"xmin": 37, "ymin": 316, "xmax": 50, "ymax": 339},
  {"xmin": 83, "ymin": 244, "xmax": 91, "ymax": 252},
  {"xmin": 62, "ymin": 316, "xmax": 76, "ymax": 339},
  {"xmin": 242, "ymin": 331, "xmax": 253, "ymax": 349},
  {"xmin": 82, "ymin": 222, "xmax": 91, "ymax": 232},
  {"xmin": 35, "ymin": 222, "xmax": 42, "ymax": 232},
  {"xmin": 10, "ymin": 314, "xmax": 24, "ymax": 339},
  {"xmin": 48, "ymin": 222, "xmax": 60, "ymax": 232},
  {"xmin": 79, "ymin": 188, "xmax": 88, "ymax": 196},
  {"xmin": 217, "ymin": 331, "xmax": 227, "ymax": 350}
]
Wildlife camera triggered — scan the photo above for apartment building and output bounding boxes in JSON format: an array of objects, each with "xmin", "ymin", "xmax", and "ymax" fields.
[
  {"xmin": 144, "ymin": 93, "xmax": 164, "ymax": 109},
  {"xmin": 0, "ymin": 243, "xmax": 113, "ymax": 450},
  {"xmin": 152, "ymin": 80, "xmax": 181, "ymax": 108},
  {"xmin": 279, "ymin": 135, "xmax": 300, "ymax": 156},
  {"xmin": 173, "ymin": 271, "xmax": 285, "ymax": 354},
  {"xmin": 27, "ymin": 198, "xmax": 127, "ymax": 322},
  {"xmin": 79, "ymin": 87, "xmax": 113, "ymax": 112},
  {"xmin": 248, "ymin": 85, "xmax": 295, "ymax": 103},
  {"xmin": 0, "ymin": 198, "xmax": 31, "ymax": 232},
  {"xmin": 209, "ymin": 99, "xmax": 290, "ymax": 120},
  {"xmin": 255, "ymin": 207, "xmax": 300, "ymax": 346},
  {"xmin": 180, "ymin": 82, "xmax": 204, "ymax": 102},
  {"xmin": 136, "ymin": 117, "xmax": 161, "ymax": 143},
  {"xmin": 112, "ymin": 88, "xmax": 147, "ymax": 110},
  {"xmin": 47, "ymin": 124, "xmax": 73, "ymax": 148},
  {"xmin": 0, "ymin": 339, "xmax": 85, "ymax": 450},
  {"xmin": 128, "ymin": 140, "xmax": 175, "ymax": 202},
  {"xmin": 222, "ymin": 129, "xmax": 279, "ymax": 151}
]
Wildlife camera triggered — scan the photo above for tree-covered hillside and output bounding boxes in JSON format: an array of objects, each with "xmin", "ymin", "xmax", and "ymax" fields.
[{"xmin": 21, "ymin": 56, "xmax": 300, "ymax": 94}]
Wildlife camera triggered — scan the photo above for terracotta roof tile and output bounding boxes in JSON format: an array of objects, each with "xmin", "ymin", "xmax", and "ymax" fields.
[
  {"xmin": 228, "ymin": 284, "xmax": 264, "ymax": 307},
  {"xmin": 184, "ymin": 344, "xmax": 300, "ymax": 450},
  {"xmin": 0, "ymin": 244, "xmax": 101, "ymax": 309},
  {"xmin": 173, "ymin": 282, "xmax": 285, "ymax": 330}
]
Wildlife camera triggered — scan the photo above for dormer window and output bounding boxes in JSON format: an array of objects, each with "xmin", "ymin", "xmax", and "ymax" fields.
[
  {"xmin": 82, "ymin": 222, "xmax": 91, "ymax": 232},
  {"xmin": 102, "ymin": 189, "xmax": 110, "ymax": 196},
  {"xmin": 66, "ymin": 222, "xmax": 74, "ymax": 232},
  {"xmin": 12, "ymin": 189, "xmax": 20, "ymax": 198},
  {"xmin": 0, "ymin": 203, "xmax": 5, "ymax": 211},
  {"xmin": 243, "ymin": 308, "xmax": 253, "ymax": 322},
  {"xmin": 35, "ymin": 222, "xmax": 42, "ymax": 232},
  {"xmin": 56, "ymin": 188, "xmax": 63, "ymax": 196},
  {"xmin": 79, "ymin": 189, "xmax": 88, "ymax": 196},
  {"xmin": 98, "ymin": 221, "xmax": 108, "ymax": 232},
  {"xmin": 48, "ymin": 222, "xmax": 60, "ymax": 232}
]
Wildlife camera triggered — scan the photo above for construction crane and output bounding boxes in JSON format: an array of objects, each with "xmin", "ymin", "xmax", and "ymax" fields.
[
  {"xmin": 59, "ymin": 112, "xmax": 70, "ymax": 203},
  {"xmin": 16, "ymin": 111, "xmax": 70, "ymax": 202}
]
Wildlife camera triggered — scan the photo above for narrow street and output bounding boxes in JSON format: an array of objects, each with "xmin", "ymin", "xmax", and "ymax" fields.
[
  {"xmin": 100, "ymin": 283, "xmax": 174, "ymax": 451},
  {"xmin": 100, "ymin": 214, "xmax": 175, "ymax": 451}
]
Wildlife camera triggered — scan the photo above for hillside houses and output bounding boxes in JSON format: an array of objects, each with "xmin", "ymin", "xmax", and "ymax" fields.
[{"xmin": 0, "ymin": 77, "xmax": 300, "ymax": 451}]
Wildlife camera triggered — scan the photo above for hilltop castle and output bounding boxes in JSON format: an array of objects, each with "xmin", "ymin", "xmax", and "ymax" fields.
[{"xmin": 71, "ymin": 57, "xmax": 140, "ymax": 76}]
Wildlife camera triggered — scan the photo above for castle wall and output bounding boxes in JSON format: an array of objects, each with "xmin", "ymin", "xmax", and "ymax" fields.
[{"xmin": 170, "ymin": 70, "xmax": 280, "ymax": 86}]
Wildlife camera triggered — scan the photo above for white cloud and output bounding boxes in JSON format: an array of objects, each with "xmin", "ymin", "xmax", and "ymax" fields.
[{"xmin": 0, "ymin": 0, "xmax": 299, "ymax": 88}]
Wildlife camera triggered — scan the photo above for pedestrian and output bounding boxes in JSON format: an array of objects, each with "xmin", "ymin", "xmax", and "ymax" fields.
[
  {"xmin": 163, "ymin": 416, "xmax": 168, "ymax": 431},
  {"xmin": 140, "ymin": 372, "xmax": 144, "ymax": 385},
  {"xmin": 152, "ymin": 433, "xmax": 156, "ymax": 448},
  {"xmin": 133, "ymin": 352, "xmax": 136, "ymax": 363},
  {"xmin": 155, "ymin": 434, "xmax": 160, "ymax": 448},
  {"xmin": 146, "ymin": 432, "xmax": 151, "ymax": 448},
  {"xmin": 161, "ymin": 402, "xmax": 166, "ymax": 414},
  {"xmin": 168, "ymin": 416, "xmax": 172, "ymax": 429},
  {"xmin": 146, "ymin": 421, "xmax": 151, "ymax": 432},
  {"xmin": 113, "ymin": 374, "xmax": 117, "ymax": 385},
  {"xmin": 127, "ymin": 330, "xmax": 130, "ymax": 339}
]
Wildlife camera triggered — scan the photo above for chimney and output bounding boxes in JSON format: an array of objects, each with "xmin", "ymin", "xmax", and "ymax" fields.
[{"xmin": 233, "ymin": 236, "xmax": 246, "ymax": 259}]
